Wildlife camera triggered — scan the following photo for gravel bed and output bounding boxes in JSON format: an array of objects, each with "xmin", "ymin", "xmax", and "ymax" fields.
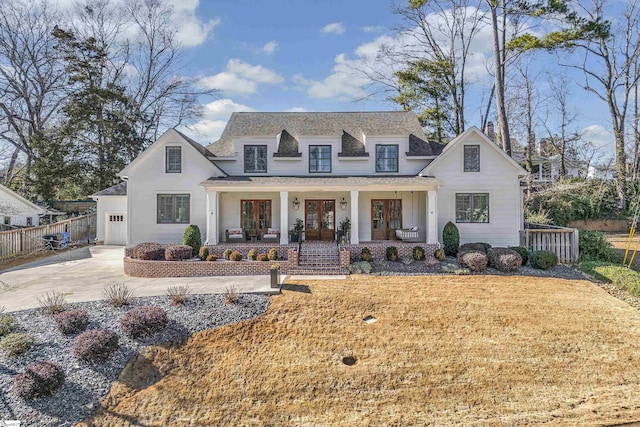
[{"xmin": 0, "ymin": 293, "xmax": 269, "ymax": 427}]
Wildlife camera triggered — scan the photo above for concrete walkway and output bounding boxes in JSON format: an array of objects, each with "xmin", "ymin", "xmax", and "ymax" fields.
[{"xmin": 0, "ymin": 246, "xmax": 277, "ymax": 312}]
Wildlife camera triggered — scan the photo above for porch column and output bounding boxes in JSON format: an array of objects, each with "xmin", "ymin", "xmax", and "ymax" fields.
[
  {"xmin": 206, "ymin": 190, "xmax": 219, "ymax": 244},
  {"xmin": 280, "ymin": 191, "xmax": 289, "ymax": 244},
  {"xmin": 427, "ymin": 189, "xmax": 438, "ymax": 245},
  {"xmin": 350, "ymin": 190, "xmax": 359, "ymax": 244}
]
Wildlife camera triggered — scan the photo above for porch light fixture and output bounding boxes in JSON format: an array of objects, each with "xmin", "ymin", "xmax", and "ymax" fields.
[
  {"xmin": 340, "ymin": 197, "xmax": 348, "ymax": 210},
  {"xmin": 292, "ymin": 197, "xmax": 300, "ymax": 210}
]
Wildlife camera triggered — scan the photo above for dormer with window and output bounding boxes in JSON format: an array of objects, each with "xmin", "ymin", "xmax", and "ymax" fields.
[
  {"xmin": 244, "ymin": 145, "xmax": 267, "ymax": 173},
  {"xmin": 309, "ymin": 145, "xmax": 331, "ymax": 173},
  {"xmin": 375, "ymin": 144, "xmax": 399, "ymax": 173},
  {"xmin": 166, "ymin": 146, "xmax": 182, "ymax": 173}
]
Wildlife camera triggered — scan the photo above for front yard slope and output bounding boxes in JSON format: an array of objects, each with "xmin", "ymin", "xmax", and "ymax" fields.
[{"xmin": 80, "ymin": 276, "xmax": 640, "ymax": 426}]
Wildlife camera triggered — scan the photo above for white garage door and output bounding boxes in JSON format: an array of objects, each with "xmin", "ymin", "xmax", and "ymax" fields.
[{"xmin": 105, "ymin": 213, "xmax": 127, "ymax": 245}]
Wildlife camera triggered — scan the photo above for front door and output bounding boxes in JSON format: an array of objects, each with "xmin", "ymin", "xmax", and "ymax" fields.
[
  {"xmin": 371, "ymin": 199, "xmax": 402, "ymax": 240},
  {"xmin": 305, "ymin": 200, "xmax": 335, "ymax": 241}
]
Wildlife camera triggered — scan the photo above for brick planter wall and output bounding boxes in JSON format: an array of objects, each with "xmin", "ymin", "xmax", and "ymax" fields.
[
  {"xmin": 124, "ymin": 257, "xmax": 293, "ymax": 278},
  {"xmin": 339, "ymin": 250, "xmax": 350, "ymax": 268},
  {"xmin": 342, "ymin": 242, "xmax": 438, "ymax": 262}
]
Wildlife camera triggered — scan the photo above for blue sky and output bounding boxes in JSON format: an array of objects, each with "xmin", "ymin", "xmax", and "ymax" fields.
[{"xmin": 159, "ymin": 0, "xmax": 615, "ymax": 160}]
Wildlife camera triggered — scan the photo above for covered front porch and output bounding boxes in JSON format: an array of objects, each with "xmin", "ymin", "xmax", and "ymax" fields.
[{"xmin": 201, "ymin": 176, "xmax": 442, "ymax": 246}]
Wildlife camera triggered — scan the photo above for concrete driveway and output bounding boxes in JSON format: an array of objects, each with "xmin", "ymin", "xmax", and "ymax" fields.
[{"xmin": 0, "ymin": 246, "xmax": 275, "ymax": 312}]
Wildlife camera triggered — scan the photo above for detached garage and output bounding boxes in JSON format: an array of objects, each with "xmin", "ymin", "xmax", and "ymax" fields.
[{"xmin": 91, "ymin": 182, "xmax": 127, "ymax": 245}]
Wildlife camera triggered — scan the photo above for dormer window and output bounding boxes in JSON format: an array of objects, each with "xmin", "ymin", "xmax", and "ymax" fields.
[
  {"xmin": 464, "ymin": 145, "xmax": 480, "ymax": 172},
  {"xmin": 309, "ymin": 145, "xmax": 331, "ymax": 173},
  {"xmin": 166, "ymin": 146, "xmax": 181, "ymax": 173},
  {"xmin": 245, "ymin": 145, "xmax": 267, "ymax": 173},
  {"xmin": 375, "ymin": 144, "xmax": 399, "ymax": 173}
]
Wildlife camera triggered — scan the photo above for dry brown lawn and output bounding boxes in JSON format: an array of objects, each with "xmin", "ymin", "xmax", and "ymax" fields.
[{"xmin": 80, "ymin": 276, "xmax": 640, "ymax": 426}]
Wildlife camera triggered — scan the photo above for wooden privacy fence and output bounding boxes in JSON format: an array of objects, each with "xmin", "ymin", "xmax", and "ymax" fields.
[
  {"xmin": 0, "ymin": 213, "xmax": 96, "ymax": 261},
  {"xmin": 519, "ymin": 223, "xmax": 579, "ymax": 264}
]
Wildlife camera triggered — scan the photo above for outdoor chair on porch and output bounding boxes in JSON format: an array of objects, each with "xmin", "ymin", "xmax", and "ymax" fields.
[
  {"xmin": 395, "ymin": 226, "xmax": 421, "ymax": 242},
  {"xmin": 225, "ymin": 228, "xmax": 246, "ymax": 242},
  {"xmin": 262, "ymin": 228, "xmax": 280, "ymax": 243}
]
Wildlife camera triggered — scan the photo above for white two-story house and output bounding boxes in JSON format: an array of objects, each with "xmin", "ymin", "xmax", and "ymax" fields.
[{"xmin": 92, "ymin": 111, "xmax": 527, "ymax": 247}]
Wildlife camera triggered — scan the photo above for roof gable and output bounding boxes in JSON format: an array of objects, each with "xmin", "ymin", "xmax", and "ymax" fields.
[
  {"xmin": 118, "ymin": 128, "xmax": 227, "ymax": 177},
  {"xmin": 0, "ymin": 184, "xmax": 47, "ymax": 215},
  {"xmin": 421, "ymin": 127, "xmax": 527, "ymax": 176}
]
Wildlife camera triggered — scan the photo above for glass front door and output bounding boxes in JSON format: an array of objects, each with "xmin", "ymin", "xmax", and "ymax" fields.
[
  {"xmin": 371, "ymin": 199, "xmax": 402, "ymax": 240},
  {"xmin": 305, "ymin": 200, "xmax": 335, "ymax": 241}
]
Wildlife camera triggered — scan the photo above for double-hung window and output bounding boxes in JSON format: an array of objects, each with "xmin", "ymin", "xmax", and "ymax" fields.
[
  {"xmin": 157, "ymin": 194, "xmax": 190, "ymax": 224},
  {"xmin": 375, "ymin": 144, "xmax": 399, "ymax": 173},
  {"xmin": 244, "ymin": 145, "xmax": 267, "ymax": 173},
  {"xmin": 463, "ymin": 145, "xmax": 480, "ymax": 172},
  {"xmin": 455, "ymin": 193, "xmax": 489, "ymax": 223},
  {"xmin": 309, "ymin": 145, "xmax": 331, "ymax": 173},
  {"xmin": 166, "ymin": 146, "xmax": 181, "ymax": 173}
]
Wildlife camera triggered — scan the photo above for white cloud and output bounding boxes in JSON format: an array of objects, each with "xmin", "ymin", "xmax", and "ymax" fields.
[
  {"xmin": 293, "ymin": 54, "xmax": 370, "ymax": 100},
  {"xmin": 321, "ymin": 22, "xmax": 345, "ymax": 35},
  {"xmin": 185, "ymin": 99, "xmax": 255, "ymax": 142},
  {"xmin": 582, "ymin": 125, "xmax": 614, "ymax": 150},
  {"xmin": 361, "ymin": 25, "xmax": 385, "ymax": 33},
  {"xmin": 198, "ymin": 59, "xmax": 284, "ymax": 96},
  {"xmin": 262, "ymin": 41, "xmax": 278, "ymax": 54}
]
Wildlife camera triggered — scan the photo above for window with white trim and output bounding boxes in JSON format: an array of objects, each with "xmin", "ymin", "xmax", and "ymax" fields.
[
  {"xmin": 455, "ymin": 193, "xmax": 489, "ymax": 223},
  {"xmin": 166, "ymin": 146, "xmax": 182, "ymax": 173},
  {"xmin": 463, "ymin": 145, "xmax": 480, "ymax": 172},
  {"xmin": 157, "ymin": 194, "xmax": 190, "ymax": 224}
]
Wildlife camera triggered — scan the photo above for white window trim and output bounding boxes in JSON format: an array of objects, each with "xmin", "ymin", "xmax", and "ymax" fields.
[{"xmin": 463, "ymin": 145, "xmax": 480, "ymax": 173}]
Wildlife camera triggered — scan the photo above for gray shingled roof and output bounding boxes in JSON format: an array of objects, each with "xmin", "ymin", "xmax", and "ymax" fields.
[
  {"xmin": 207, "ymin": 111, "xmax": 429, "ymax": 156},
  {"xmin": 407, "ymin": 134, "xmax": 445, "ymax": 156},
  {"xmin": 92, "ymin": 181, "xmax": 127, "ymax": 196},
  {"xmin": 201, "ymin": 175, "xmax": 440, "ymax": 189},
  {"xmin": 173, "ymin": 128, "xmax": 215, "ymax": 159},
  {"xmin": 274, "ymin": 130, "xmax": 302, "ymax": 157}
]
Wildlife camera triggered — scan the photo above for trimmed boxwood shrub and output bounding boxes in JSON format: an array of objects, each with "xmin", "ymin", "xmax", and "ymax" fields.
[
  {"xmin": 72, "ymin": 329, "xmax": 119, "ymax": 362},
  {"xmin": 268, "ymin": 248, "xmax": 278, "ymax": 261},
  {"xmin": 247, "ymin": 248, "xmax": 258, "ymax": 261},
  {"xmin": 530, "ymin": 250, "xmax": 558, "ymax": 270},
  {"xmin": 412, "ymin": 246, "xmax": 425, "ymax": 261},
  {"xmin": 0, "ymin": 333, "xmax": 35, "ymax": 357},
  {"xmin": 54, "ymin": 309, "xmax": 89, "ymax": 335},
  {"xmin": 14, "ymin": 361, "xmax": 65, "ymax": 400},
  {"xmin": 361, "ymin": 247, "xmax": 372, "ymax": 262},
  {"xmin": 487, "ymin": 248, "xmax": 522, "ymax": 272},
  {"xmin": 386, "ymin": 246, "xmax": 399, "ymax": 261},
  {"xmin": 0, "ymin": 315, "xmax": 16, "ymax": 337},
  {"xmin": 120, "ymin": 306, "xmax": 168, "ymax": 339},
  {"xmin": 198, "ymin": 246, "xmax": 209, "ymax": 260},
  {"xmin": 165, "ymin": 245, "xmax": 193, "ymax": 261},
  {"xmin": 509, "ymin": 246, "xmax": 529, "ymax": 266},
  {"xmin": 457, "ymin": 251, "xmax": 488, "ymax": 272},
  {"xmin": 229, "ymin": 250, "xmax": 243, "ymax": 261},
  {"xmin": 443, "ymin": 222, "xmax": 460, "ymax": 256},
  {"xmin": 182, "ymin": 225, "xmax": 202, "ymax": 257},
  {"xmin": 206, "ymin": 254, "xmax": 218, "ymax": 261},
  {"xmin": 134, "ymin": 243, "xmax": 164, "ymax": 260},
  {"xmin": 257, "ymin": 253, "xmax": 268, "ymax": 261}
]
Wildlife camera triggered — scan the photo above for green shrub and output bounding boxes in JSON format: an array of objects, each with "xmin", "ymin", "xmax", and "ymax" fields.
[
  {"xmin": 0, "ymin": 333, "xmax": 35, "ymax": 357},
  {"xmin": 268, "ymin": 248, "xmax": 278, "ymax": 261},
  {"xmin": 182, "ymin": 225, "xmax": 202, "ymax": 257},
  {"xmin": 223, "ymin": 249, "xmax": 232, "ymax": 260},
  {"xmin": 257, "ymin": 253, "xmax": 268, "ymax": 261},
  {"xmin": 72, "ymin": 329, "xmax": 119, "ymax": 362},
  {"xmin": 386, "ymin": 246, "xmax": 398, "ymax": 261},
  {"xmin": 412, "ymin": 246, "xmax": 425, "ymax": 261},
  {"xmin": 508, "ymin": 246, "xmax": 529, "ymax": 265},
  {"xmin": 487, "ymin": 248, "xmax": 522, "ymax": 272},
  {"xmin": 230, "ymin": 251, "xmax": 243, "ymax": 261},
  {"xmin": 14, "ymin": 361, "xmax": 65, "ymax": 400},
  {"xmin": 247, "ymin": 248, "xmax": 258, "ymax": 261},
  {"xmin": 443, "ymin": 222, "xmax": 460, "ymax": 256},
  {"xmin": 361, "ymin": 247, "xmax": 372, "ymax": 262},
  {"xmin": 579, "ymin": 230, "xmax": 618, "ymax": 262},
  {"xmin": 0, "ymin": 315, "xmax": 16, "ymax": 337},
  {"xmin": 206, "ymin": 254, "xmax": 218, "ymax": 261},
  {"xmin": 457, "ymin": 251, "xmax": 488, "ymax": 272},
  {"xmin": 579, "ymin": 262, "xmax": 640, "ymax": 296},
  {"xmin": 198, "ymin": 246, "xmax": 209, "ymax": 260},
  {"xmin": 349, "ymin": 261, "xmax": 372, "ymax": 274},
  {"xmin": 530, "ymin": 250, "xmax": 558, "ymax": 270}
]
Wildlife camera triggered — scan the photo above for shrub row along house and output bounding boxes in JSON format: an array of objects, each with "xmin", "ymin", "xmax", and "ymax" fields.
[{"xmin": 92, "ymin": 112, "xmax": 527, "ymax": 256}]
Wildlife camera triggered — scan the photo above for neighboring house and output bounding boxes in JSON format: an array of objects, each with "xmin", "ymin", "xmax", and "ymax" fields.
[
  {"xmin": 94, "ymin": 112, "xmax": 527, "ymax": 247},
  {"xmin": 0, "ymin": 184, "xmax": 48, "ymax": 228}
]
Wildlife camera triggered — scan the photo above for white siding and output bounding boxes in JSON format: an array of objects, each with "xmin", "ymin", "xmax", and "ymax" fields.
[
  {"xmin": 94, "ymin": 196, "xmax": 126, "ymax": 242},
  {"xmin": 125, "ymin": 135, "xmax": 221, "ymax": 245},
  {"xmin": 428, "ymin": 134, "xmax": 523, "ymax": 247},
  {"xmin": 218, "ymin": 135, "xmax": 430, "ymax": 176}
]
